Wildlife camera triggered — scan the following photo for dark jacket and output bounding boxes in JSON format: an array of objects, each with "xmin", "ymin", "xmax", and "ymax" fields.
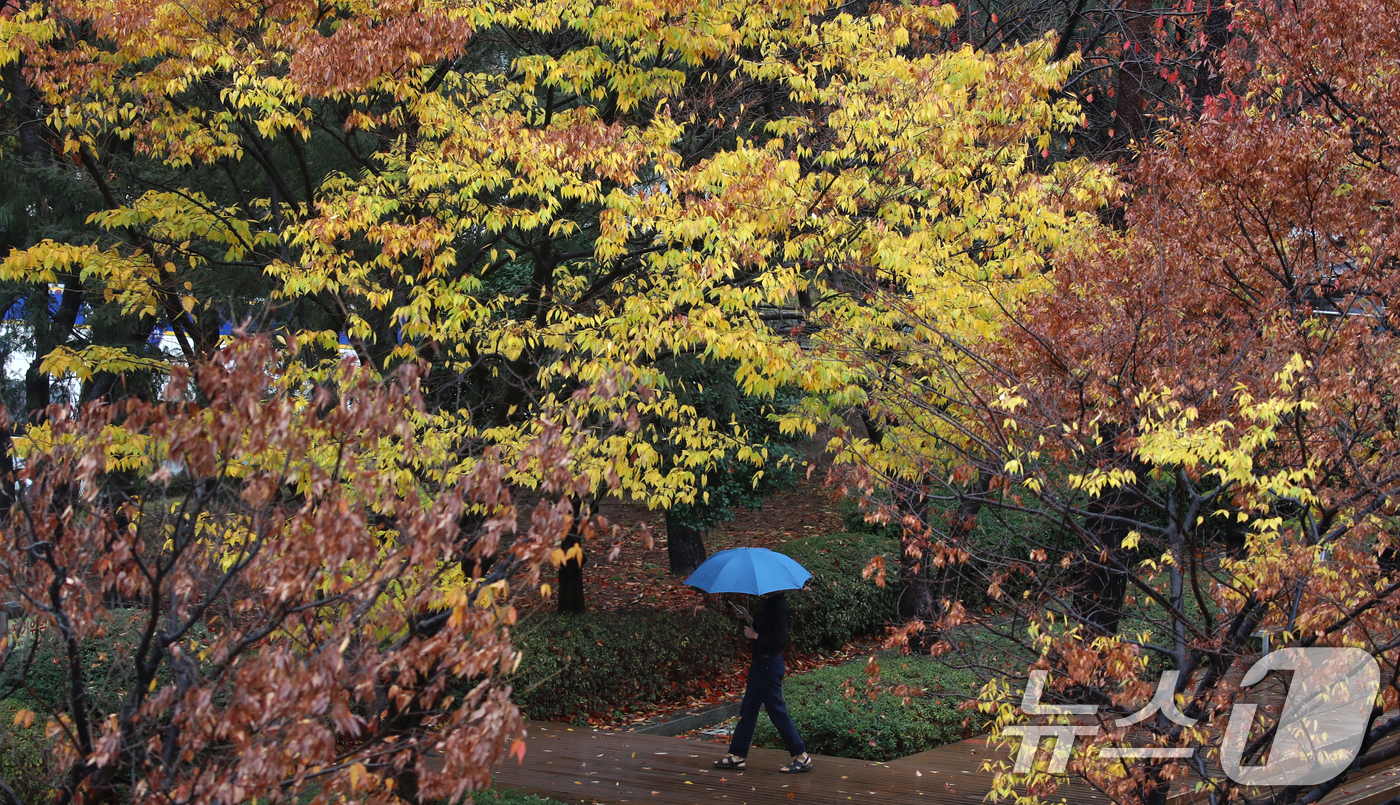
[{"xmin": 751, "ymin": 593, "xmax": 790, "ymax": 657}]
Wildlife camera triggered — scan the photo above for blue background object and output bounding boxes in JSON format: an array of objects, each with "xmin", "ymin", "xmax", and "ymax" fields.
[{"xmin": 684, "ymin": 547, "xmax": 812, "ymax": 595}]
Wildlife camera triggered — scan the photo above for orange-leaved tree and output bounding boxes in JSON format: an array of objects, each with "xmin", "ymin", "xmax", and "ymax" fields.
[
  {"xmin": 0, "ymin": 336, "xmax": 606, "ymax": 804},
  {"xmin": 811, "ymin": 0, "xmax": 1400, "ymax": 802}
]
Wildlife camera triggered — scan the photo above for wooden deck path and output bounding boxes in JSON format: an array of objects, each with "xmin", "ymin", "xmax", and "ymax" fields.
[
  {"xmin": 488, "ymin": 721, "xmax": 1106, "ymax": 805},
  {"xmin": 484, "ymin": 721, "xmax": 1400, "ymax": 805}
]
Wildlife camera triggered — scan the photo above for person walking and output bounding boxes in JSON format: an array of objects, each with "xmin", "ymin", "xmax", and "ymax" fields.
[{"xmin": 714, "ymin": 591, "xmax": 813, "ymax": 773}]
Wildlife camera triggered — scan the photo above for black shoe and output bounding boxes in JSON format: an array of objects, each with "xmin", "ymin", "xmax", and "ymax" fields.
[{"xmin": 779, "ymin": 755, "xmax": 813, "ymax": 774}]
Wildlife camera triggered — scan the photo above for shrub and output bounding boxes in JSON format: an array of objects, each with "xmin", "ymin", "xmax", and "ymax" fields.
[
  {"xmin": 836, "ymin": 497, "xmax": 901, "ymax": 540},
  {"xmin": 311, "ymin": 783, "xmax": 567, "ymax": 805},
  {"xmin": 0, "ymin": 607, "xmax": 165, "ymax": 719},
  {"xmin": 753, "ymin": 655, "xmax": 981, "ymax": 761},
  {"xmin": 919, "ymin": 498, "xmax": 1076, "ymax": 611},
  {"xmin": 780, "ymin": 532, "xmax": 900, "ymax": 652},
  {"xmin": 0, "ymin": 339, "xmax": 580, "ymax": 803},
  {"xmin": 465, "ymin": 787, "xmax": 565, "ymax": 805},
  {"xmin": 0, "ymin": 698, "xmax": 61, "ymax": 803},
  {"xmin": 508, "ymin": 608, "xmax": 740, "ymax": 721}
]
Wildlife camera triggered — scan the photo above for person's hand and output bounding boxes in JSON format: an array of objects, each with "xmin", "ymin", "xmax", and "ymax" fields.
[{"xmin": 744, "ymin": 626, "xmax": 758, "ymax": 640}]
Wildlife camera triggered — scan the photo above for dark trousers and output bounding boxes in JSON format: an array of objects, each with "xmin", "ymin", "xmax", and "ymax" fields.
[{"xmin": 728, "ymin": 654, "xmax": 806, "ymax": 757}]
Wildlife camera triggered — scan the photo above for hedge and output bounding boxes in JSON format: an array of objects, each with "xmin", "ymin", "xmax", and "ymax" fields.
[
  {"xmin": 4, "ymin": 604, "xmax": 737, "ymax": 728},
  {"xmin": 753, "ymin": 655, "xmax": 982, "ymax": 761},
  {"xmin": 0, "ymin": 607, "xmax": 174, "ymax": 719},
  {"xmin": 461, "ymin": 788, "xmax": 566, "ymax": 805},
  {"xmin": 508, "ymin": 608, "xmax": 740, "ymax": 722},
  {"xmin": 780, "ymin": 532, "xmax": 900, "ymax": 652},
  {"xmin": 0, "ymin": 698, "xmax": 61, "ymax": 803},
  {"xmin": 836, "ymin": 497, "xmax": 902, "ymax": 541}
]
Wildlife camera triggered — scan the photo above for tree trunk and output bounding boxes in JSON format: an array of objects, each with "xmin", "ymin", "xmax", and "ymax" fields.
[
  {"xmin": 931, "ymin": 473, "xmax": 992, "ymax": 611},
  {"xmin": 25, "ymin": 278, "xmax": 85, "ymax": 421},
  {"xmin": 24, "ymin": 359, "xmax": 51, "ymax": 424},
  {"xmin": 0, "ymin": 414, "xmax": 13, "ymax": 519},
  {"xmin": 1222, "ymin": 508, "xmax": 1249, "ymax": 559},
  {"xmin": 1188, "ymin": 1, "xmax": 1233, "ymax": 112},
  {"xmin": 1073, "ymin": 486, "xmax": 1139, "ymax": 635},
  {"xmin": 1050, "ymin": 0, "xmax": 1091, "ymax": 63},
  {"xmin": 557, "ymin": 530, "xmax": 587, "ymax": 614},
  {"xmin": 3, "ymin": 57, "xmax": 53, "ymax": 167},
  {"xmin": 895, "ymin": 474, "xmax": 994, "ymax": 653},
  {"xmin": 1113, "ymin": 0, "xmax": 1153, "ymax": 147},
  {"xmin": 665, "ymin": 510, "xmax": 708, "ymax": 575},
  {"xmin": 1077, "ymin": 549, "xmax": 1130, "ymax": 635},
  {"xmin": 866, "ymin": 410, "xmax": 946, "ymax": 652},
  {"xmin": 895, "ymin": 482, "xmax": 936, "ymax": 647},
  {"xmin": 865, "ymin": 411, "xmax": 933, "ymax": 625}
]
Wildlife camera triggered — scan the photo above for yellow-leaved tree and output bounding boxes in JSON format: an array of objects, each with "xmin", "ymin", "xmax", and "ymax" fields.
[{"xmin": 0, "ymin": 0, "xmax": 1111, "ymax": 616}]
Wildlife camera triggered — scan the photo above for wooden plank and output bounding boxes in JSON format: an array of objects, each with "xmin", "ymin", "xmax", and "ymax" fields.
[
  {"xmin": 484, "ymin": 721, "xmax": 1110, "ymax": 805},
  {"xmin": 1166, "ymin": 713, "xmax": 1400, "ymax": 804},
  {"xmin": 1323, "ymin": 766, "xmax": 1400, "ymax": 805},
  {"xmin": 480, "ymin": 721, "xmax": 1400, "ymax": 805}
]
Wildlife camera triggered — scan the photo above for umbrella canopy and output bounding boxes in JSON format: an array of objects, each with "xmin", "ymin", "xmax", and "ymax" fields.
[{"xmin": 684, "ymin": 547, "xmax": 812, "ymax": 596}]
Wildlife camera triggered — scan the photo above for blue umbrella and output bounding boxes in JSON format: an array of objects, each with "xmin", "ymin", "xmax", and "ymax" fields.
[{"xmin": 684, "ymin": 547, "xmax": 812, "ymax": 596}]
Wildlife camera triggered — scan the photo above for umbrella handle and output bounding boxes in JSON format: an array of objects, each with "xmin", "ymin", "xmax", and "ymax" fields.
[{"xmin": 732, "ymin": 600, "xmax": 753, "ymax": 626}]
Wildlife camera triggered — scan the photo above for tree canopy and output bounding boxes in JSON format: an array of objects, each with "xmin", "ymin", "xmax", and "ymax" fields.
[
  {"xmin": 0, "ymin": 0, "xmax": 1108, "ymax": 597},
  {"xmin": 814, "ymin": 0, "xmax": 1400, "ymax": 802},
  {"xmin": 7, "ymin": 0, "xmax": 1400, "ymax": 802}
]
